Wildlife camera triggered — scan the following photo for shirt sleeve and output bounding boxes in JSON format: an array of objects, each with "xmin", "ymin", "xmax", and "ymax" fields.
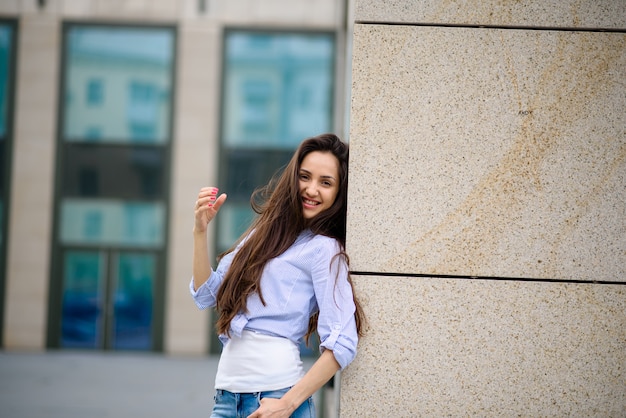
[
  {"xmin": 190, "ymin": 248, "xmax": 237, "ymax": 310},
  {"xmin": 312, "ymin": 238, "xmax": 359, "ymax": 370}
]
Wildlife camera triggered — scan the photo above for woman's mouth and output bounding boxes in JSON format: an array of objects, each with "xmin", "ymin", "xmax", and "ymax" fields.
[{"xmin": 303, "ymin": 198, "xmax": 319, "ymax": 207}]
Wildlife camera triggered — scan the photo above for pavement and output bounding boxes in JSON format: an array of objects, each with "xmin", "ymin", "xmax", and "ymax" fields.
[{"xmin": 0, "ymin": 350, "xmax": 331, "ymax": 418}]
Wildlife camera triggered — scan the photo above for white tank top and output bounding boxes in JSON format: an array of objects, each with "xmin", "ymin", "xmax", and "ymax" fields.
[{"xmin": 214, "ymin": 330, "xmax": 304, "ymax": 392}]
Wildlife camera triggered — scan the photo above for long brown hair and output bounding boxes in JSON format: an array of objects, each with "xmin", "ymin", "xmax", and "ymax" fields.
[{"xmin": 215, "ymin": 133, "xmax": 365, "ymax": 341}]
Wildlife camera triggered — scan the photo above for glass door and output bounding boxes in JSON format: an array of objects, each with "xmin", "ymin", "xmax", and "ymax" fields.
[
  {"xmin": 61, "ymin": 249, "xmax": 156, "ymax": 350},
  {"xmin": 112, "ymin": 252, "xmax": 155, "ymax": 349}
]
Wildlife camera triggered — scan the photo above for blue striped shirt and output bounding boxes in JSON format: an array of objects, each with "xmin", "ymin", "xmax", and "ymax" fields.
[{"xmin": 190, "ymin": 229, "xmax": 358, "ymax": 370}]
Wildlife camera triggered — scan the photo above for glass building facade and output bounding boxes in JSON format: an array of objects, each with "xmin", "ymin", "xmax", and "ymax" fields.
[
  {"xmin": 48, "ymin": 25, "xmax": 176, "ymax": 350},
  {"xmin": 0, "ymin": 2, "xmax": 347, "ymax": 356}
]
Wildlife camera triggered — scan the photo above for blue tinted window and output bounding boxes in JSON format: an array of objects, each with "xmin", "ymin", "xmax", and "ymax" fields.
[
  {"xmin": 113, "ymin": 253, "xmax": 154, "ymax": 350},
  {"xmin": 0, "ymin": 22, "xmax": 14, "ymax": 331},
  {"xmin": 61, "ymin": 251, "xmax": 156, "ymax": 350},
  {"xmin": 64, "ymin": 27, "xmax": 174, "ymax": 144},
  {"xmin": 219, "ymin": 31, "xmax": 335, "ymax": 252},
  {"xmin": 60, "ymin": 143, "xmax": 167, "ymax": 199},
  {"xmin": 58, "ymin": 25, "xmax": 172, "ymax": 248},
  {"xmin": 55, "ymin": 24, "xmax": 172, "ymax": 351},
  {"xmin": 223, "ymin": 31, "xmax": 334, "ymax": 149},
  {"xmin": 60, "ymin": 199, "xmax": 165, "ymax": 247},
  {"xmin": 86, "ymin": 78, "xmax": 104, "ymax": 106},
  {"xmin": 0, "ymin": 24, "xmax": 12, "ymax": 138},
  {"xmin": 61, "ymin": 251, "xmax": 105, "ymax": 348}
]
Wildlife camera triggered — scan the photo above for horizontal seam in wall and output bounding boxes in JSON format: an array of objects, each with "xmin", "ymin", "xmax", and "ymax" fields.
[
  {"xmin": 350, "ymin": 271, "xmax": 626, "ymax": 286},
  {"xmin": 354, "ymin": 21, "xmax": 626, "ymax": 34}
]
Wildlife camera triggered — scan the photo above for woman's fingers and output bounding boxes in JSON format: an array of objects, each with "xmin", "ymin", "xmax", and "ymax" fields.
[
  {"xmin": 195, "ymin": 187, "xmax": 219, "ymax": 209},
  {"xmin": 212, "ymin": 193, "xmax": 227, "ymax": 211},
  {"xmin": 194, "ymin": 188, "xmax": 227, "ymax": 229},
  {"xmin": 196, "ymin": 187, "xmax": 219, "ymax": 206},
  {"xmin": 193, "ymin": 187, "xmax": 224, "ymax": 233}
]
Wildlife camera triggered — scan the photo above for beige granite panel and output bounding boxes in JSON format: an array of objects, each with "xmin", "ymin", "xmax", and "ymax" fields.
[
  {"xmin": 341, "ymin": 275, "xmax": 626, "ymax": 417},
  {"xmin": 32, "ymin": 0, "xmax": 343, "ymax": 26},
  {"xmin": 91, "ymin": 0, "xmax": 151, "ymax": 19},
  {"xmin": 60, "ymin": 0, "xmax": 94, "ymax": 16},
  {"xmin": 355, "ymin": 0, "xmax": 626, "ymax": 29},
  {"xmin": 347, "ymin": 25, "xmax": 626, "ymax": 282},
  {"xmin": 215, "ymin": 0, "xmax": 341, "ymax": 24},
  {"xmin": 4, "ymin": 17, "xmax": 60, "ymax": 348},
  {"xmin": 1, "ymin": 0, "xmax": 340, "ymax": 24},
  {"xmin": 164, "ymin": 22, "xmax": 221, "ymax": 354},
  {"xmin": 0, "ymin": 0, "xmax": 20, "ymax": 14}
]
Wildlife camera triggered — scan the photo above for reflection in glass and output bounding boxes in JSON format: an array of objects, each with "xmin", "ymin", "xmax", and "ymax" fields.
[
  {"xmin": 86, "ymin": 78, "xmax": 104, "ymax": 106},
  {"xmin": 61, "ymin": 143, "xmax": 166, "ymax": 199},
  {"xmin": 56, "ymin": 25, "xmax": 170, "ymax": 352},
  {"xmin": 223, "ymin": 148, "xmax": 293, "ymax": 201},
  {"xmin": 217, "ymin": 203, "xmax": 257, "ymax": 253},
  {"xmin": 0, "ymin": 24, "xmax": 12, "ymax": 138},
  {"xmin": 61, "ymin": 251, "xmax": 105, "ymax": 348},
  {"xmin": 0, "ymin": 23, "xmax": 13, "ymax": 250},
  {"xmin": 0, "ymin": 138, "xmax": 2, "ymax": 244},
  {"xmin": 63, "ymin": 26, "xmax": 174, "ymax": 143},
  {"xmin": 219, "ymin": 31, "xmax": 335, "ymax": 255},
  {"xmin": 60, "ymin": 199, "xmax": 164, "ymax": 247},
  {"xmin": 223, "ymin": 31, "xmax": 334, "ymax": 149},
  {"xmin": 60, "ymin": 251, "xmax": 155, "ymax": 350},
  {"xmin": 113, "ymin": 253, "xmax": 154, "ymax": 350}
]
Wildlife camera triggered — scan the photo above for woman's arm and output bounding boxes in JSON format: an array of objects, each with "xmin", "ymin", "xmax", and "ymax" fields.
[
  {"xmin": 247, "ymin": 349, "xmax": 340, "ymax": 418},
  {"xmin": 192, "ymin": 187, "xmax": 227, "ymax": 290},
  {"xmin": 192, "ymin": 228, "xmax": 212, "ymax": 291}
]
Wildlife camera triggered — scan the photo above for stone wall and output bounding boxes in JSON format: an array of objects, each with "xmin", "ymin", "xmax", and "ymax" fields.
[{"xmin": 342, "ymin": 1, "xmax": 625, "ymax": 416}]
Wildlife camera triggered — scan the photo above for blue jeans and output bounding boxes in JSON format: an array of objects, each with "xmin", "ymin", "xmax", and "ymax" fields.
[{"xmin": 210, "ymin": 387, "xmax": 315, "ymax": 418}]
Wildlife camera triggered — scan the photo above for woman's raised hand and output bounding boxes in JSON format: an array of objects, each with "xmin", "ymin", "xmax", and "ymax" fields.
[{"xmin": 193, "ymin": 187, "xmax": 227, "ymax": 233}]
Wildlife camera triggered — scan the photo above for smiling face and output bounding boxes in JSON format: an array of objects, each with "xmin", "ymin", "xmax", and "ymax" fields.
[{"xmin": 298, "ymin": 151, "xmax": 340, "ymax": 220}]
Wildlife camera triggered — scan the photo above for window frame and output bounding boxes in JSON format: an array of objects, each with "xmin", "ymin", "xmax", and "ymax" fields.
[
  {"xmin": 0, "ymin": 18, "xmax": 18, "ymax": 348},
  {"xmin": 47, "ymin": 21, "xmax": 178, "ymax": 351}
]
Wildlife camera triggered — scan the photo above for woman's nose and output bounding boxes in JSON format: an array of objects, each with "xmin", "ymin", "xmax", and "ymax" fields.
[{"xmin": 305, "ymin": 184, "xmax": 318, "ymax": 196}]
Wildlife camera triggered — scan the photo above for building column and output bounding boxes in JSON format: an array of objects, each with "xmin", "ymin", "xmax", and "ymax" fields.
[
  {"xmin": 342, "ymin": 1, "xmax": 626, "ymax": 415},
  {"xmin": 4, "ymin": 16, "xmax": 59, "ymax": 349}
]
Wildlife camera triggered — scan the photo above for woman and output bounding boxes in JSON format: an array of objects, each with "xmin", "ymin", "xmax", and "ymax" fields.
[{"xmin": 190, "ymin": 133, "xmax": 364, "ymax": 418}]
